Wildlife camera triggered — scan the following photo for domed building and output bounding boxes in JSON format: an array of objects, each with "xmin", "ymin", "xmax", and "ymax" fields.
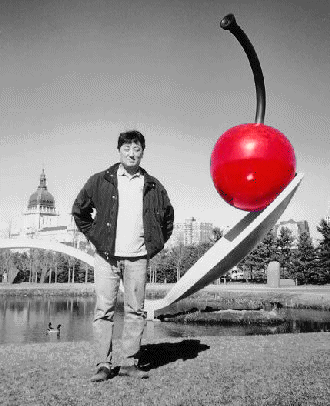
[
  {"xmin": 11, "ymin": 169, "xmax": 90, "ymax": 251},
  {"xmin": 23, "ymin": 169, "xmax": 59, "ymax": 232}
]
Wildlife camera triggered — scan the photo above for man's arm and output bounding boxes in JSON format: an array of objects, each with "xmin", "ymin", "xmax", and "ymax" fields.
[
  {"xmin": 163, "ymin": 190, "xmax": 174, "ymax": 243},
  {"xmin": 71, "ymin": 177, "xmax": 95, "ymax": 237}
]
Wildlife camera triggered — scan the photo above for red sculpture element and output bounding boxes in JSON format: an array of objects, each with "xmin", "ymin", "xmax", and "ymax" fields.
[{"xmin": 210, "ymin": 123, "xmax": 296, "ymax": 212}]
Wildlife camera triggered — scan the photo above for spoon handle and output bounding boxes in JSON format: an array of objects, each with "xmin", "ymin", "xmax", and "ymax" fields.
[{"xmin": 220, "ymin": 14, "xmax": 266, "ymax": 124}]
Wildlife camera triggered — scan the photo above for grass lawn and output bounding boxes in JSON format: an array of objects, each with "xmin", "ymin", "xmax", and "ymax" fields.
[
  {"xmin": 2, "ymin": 283, "xmax": 330, "ymax": 310},
  {"xmin": 1, "ymin": 284, "xmax": 330, "ymax": 405},
  {"xmin": 1, "ymin": 333, "xmax": 330, "ymax": 406}
]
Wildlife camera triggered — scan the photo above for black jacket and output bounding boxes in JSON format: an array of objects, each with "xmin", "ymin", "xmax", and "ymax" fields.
[{"xmin": 72, "ymin": 163, "xmax": 174, "ymax": 259}]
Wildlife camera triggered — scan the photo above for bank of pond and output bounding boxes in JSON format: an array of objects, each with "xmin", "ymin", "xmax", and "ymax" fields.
[
  {"xmin": 2, "ymin": 283, "xmax": 330, "ymax": 309},
  {"xmin": 1, "ymin": 285, "xmax": 330, "ymax": 345}
]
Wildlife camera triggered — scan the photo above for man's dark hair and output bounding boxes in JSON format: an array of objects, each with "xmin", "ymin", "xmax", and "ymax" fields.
[{"xmin": 117, "ymin": 130, "xmax": 146, "ymax": 150}]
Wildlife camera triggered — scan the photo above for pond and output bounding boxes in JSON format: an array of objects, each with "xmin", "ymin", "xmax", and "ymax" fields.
[{"xmin": 0, "ymin": 297, "xmax": 330, "ymax": 345}]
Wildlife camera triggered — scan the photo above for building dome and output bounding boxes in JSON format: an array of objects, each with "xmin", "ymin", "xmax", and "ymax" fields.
[{"xmin": 27, "ymin": 169, "xmax": 55, "ymax": 209}]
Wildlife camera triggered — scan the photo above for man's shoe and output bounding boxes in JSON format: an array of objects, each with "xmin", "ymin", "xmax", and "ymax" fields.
[
  {"xmin": 118, "ymin": 365, "xmax": 149, "ymax": 379},
  {"xmin": 90, "ymin": 366, "xmax": 114, "ymax": 382}
]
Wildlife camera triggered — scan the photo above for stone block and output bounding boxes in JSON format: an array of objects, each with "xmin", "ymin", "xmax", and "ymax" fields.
[{"xmin": 267, "ymin": 261, "xmax": 280, "ymax": 288}]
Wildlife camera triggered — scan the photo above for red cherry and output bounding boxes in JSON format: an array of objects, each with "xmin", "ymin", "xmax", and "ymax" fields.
[{"xmin": 210, "ymin": 123, "xmax": 296, "ymax": 211}]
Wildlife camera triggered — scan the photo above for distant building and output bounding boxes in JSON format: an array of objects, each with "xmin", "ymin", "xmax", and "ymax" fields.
[
  {"xmin": 23, "ymin": 169, "xmax": 60, "ymax": 232},
  {"xmin": 166, "ymin": 222, "xmax": 185, "ymax": 248},
  {"xmin": 228, "ymin": 266, "xmax": 243, "ymax": 280},
  {"xmin": 184, "ymin": 217, "xmax": 213, "ymax": 246},
  {"xmin": 166, "ymin": 217, "xmax": 214, "ymax": 248},
  {"xmin": 274, "ymin": 219, "xmax": 310, "ymax": 248},
  {"xmin": 10, "ymin": 169, "xmax": 90, "ymax": 251},
  {"xmin": 275, "ymin": 219, "xmax": 310, "ymax": 238}
]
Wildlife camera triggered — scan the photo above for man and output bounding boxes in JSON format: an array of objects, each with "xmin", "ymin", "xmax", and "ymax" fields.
[{"xmin": 72, "ymin": 130, "xmax": 174, "ymax": 382}]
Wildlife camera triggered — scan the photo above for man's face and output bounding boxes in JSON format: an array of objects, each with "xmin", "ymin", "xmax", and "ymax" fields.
[{"xmin": 119, "ymin": 142, "xmax": 144, "ymax": 171}]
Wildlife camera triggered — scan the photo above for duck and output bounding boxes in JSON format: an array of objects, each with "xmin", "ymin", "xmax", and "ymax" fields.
[{"xmin": 47, "ymin": 322, "xmax": 61, "ymax": 334}]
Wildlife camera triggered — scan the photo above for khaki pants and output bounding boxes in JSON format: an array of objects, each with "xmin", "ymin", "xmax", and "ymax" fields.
[{"xmin": 93, "ymin": 253, "xmax": 148, "ymax": 366}]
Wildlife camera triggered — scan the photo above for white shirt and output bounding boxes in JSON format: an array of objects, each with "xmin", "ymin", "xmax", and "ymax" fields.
[{"xmin": 114, "ymin": 165, "xmax": 147, "ymax": 257}]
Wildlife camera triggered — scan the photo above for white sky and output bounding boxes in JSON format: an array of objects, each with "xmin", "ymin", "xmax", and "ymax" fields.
[{"xmin": 1, "ymin": 0, "xmax": 329, "ymax": 240}]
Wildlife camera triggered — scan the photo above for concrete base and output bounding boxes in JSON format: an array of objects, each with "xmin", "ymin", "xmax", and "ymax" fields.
[
  {"xmin": 280, "ymin": 279, "xmax": 296, "ymax": 287},
  {"xmin": 146, "ymin": 306, "xmax": 155, "ymax": 321},
  {"xmin": 267, "ymin": 261, "xmax": 280, "ymax": 288}
]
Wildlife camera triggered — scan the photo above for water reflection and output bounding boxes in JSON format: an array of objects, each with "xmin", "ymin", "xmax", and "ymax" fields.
[
  {"xmin": 1, "ymin": 297, "xmax": 330, "ymax": 345},
  {"xmin": 0, "ymin": 297, "xmax": 97, "ymax": 345}
]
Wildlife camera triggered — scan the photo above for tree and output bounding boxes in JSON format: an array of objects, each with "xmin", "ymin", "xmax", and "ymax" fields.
[
  {"xmin": 179, "ymin": 244, "xmax": 203, "ymax": 276},
  {"xmin": 238, "ymin": 229, "xmax": 278, "ymax": 282},
  {"xmin": 0, "ymin": 249, "xmax": 20, "ymax": 283},
  {"xmin": 30, "ymin": 248, "xmax": 43, "ymax": 283},
  {"xmin": 82, "ymin": 261, "xmax": 88, "ymax": 283},
  {"xmin": 39, "ymin": 250, "xmax": 51, "ymax": 283},
  {"xmin": 210, "ymin": 227, "xmax": 223, "ymax": 243},
  {"xmin": 238, "ymin": 247, "xmax": 264, "ymax": 282},
  {"xmin": 67, "ymin": 256, "xmax": 78, "ymax": 283},
  {"xmin": 51, "ymin": 253, "xmax": 70, "ymax": 283},
  {"xmin": 52, "ymin": 252, "xmax": 65, "ymax": 283},
  {"xmin": 148, "ymin": 241, "xmax": 213, "ymax": 284},
  {"xmin": 149, "ymin": 249, "xmax": 169, "ymax": 283},
  {"xmin": 0, "ymin": 248, "xmax": 94, "ymax": 284},
  {"xmin": 315, "ymin": 219, "xmax": 330, "ymax": 284},
  {"xmin": 169, "ymin": 244, "xmax": 185, "ymax": 281},
  {"xmin": 291, "ymin": 231, "xmax": 317, "ymax": 284},
  {"xmin": 11, "ymin": 250, "xmax": 30, "ymax": 283},
  {"xmin": 276, "ymin": 227, "xmax": 295, "ymax": 279}
]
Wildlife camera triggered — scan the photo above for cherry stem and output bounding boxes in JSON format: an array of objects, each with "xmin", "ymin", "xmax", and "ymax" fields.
[{"xmin": 220, "ymin": 14, "xmax": 266, "ymax": 124}]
